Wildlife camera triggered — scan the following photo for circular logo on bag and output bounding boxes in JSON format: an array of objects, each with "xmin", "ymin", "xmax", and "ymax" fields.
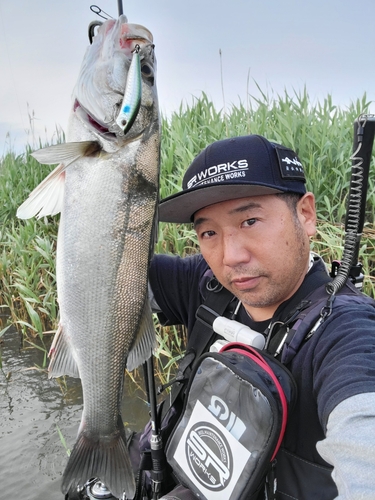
[{"xmin": 185, "ymin": 422, "xmax": 233, "ymax": 491}]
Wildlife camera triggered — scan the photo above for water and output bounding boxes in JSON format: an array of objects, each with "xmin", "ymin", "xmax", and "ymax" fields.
[{"xmin": 0, "ymin": 328, "xmax": 150, "ymax": 500}]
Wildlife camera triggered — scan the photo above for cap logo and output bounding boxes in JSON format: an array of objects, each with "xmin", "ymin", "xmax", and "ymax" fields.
[
  {"xmin": 275, "ymin": 148, "xmax": 305, "ymax": 180},
  {"xmin": 281, "ymin": 156, "xmax": 303, "ymax": 168},
  {"xmin": 187, "ymin": 159, "xmax": 249, "ymax": 189}
]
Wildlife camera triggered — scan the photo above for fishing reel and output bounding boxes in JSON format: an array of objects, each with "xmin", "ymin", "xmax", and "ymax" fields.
[
  {"xmin": 65, "ymin": 479, "xmax": 122, "ymax": 500},
  {"xmin": 85, "ymin": 480, "xmax": 120, "ymax": 500}
]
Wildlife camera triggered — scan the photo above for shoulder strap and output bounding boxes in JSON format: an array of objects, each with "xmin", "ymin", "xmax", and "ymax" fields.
[
  {"xmin": 164, "ymin": 278, "xmax": 236, "ymax": 407},
  {"xmin": 187, "ymin": 277, "xmax": 237, "ymax": 357},
  {"xmin": 266, "ymin": 264, "xmax": 332, "ymax": 357},
  {"xmin": 278, "ymin": 279, "xmax": 374, "ymax": 365},
  {"xmin": 273, "ymin": 262, "xmax": 332, "ymax": 323}
]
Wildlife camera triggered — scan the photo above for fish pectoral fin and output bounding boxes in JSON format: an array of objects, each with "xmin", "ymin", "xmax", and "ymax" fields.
[
  {"xmin": 48, "ymin": 324, "xmax": 80, "ymax": 379},
  {"xmin": 16, "ymin": 141, "xmax": 104, "ymax": 220},
  {"xmin": 31, "ymin": 141, "xmax": 102, "ymax": 165},
  {"xmin": 126, "ymin": 301, "xmax": 156, "ymax": 372},
  {"xmin": 16, "ymin": 162, "xmax": 66, "ymax": 219}
]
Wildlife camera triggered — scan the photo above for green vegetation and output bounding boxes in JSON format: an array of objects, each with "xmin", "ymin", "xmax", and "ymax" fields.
[
  {"xmin": 1, "ymin": 90, "xmax": 375, "ymax": 364},
  {"xmin": 0, "ymin": 147, "xmax": 59, "ymax": 346}
]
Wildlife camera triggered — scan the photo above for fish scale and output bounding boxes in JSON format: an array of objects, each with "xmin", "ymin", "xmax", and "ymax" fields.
[{"xmin": 17, "ymin": 14, "xmax": 160, "ymax": 499}]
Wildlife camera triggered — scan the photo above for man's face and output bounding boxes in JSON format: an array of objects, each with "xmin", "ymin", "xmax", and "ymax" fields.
[{"xmin": 194, "ymin": 193, "xmax": 317, "ymax": 321}]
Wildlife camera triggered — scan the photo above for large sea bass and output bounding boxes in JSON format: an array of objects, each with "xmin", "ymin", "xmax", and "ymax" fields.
[{"xmin": 17, "ymin": 15, "xmax": 160, "ymax": 499}]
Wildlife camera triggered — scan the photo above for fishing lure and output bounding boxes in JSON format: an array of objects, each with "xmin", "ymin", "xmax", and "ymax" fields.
[{"xmin": 116, "ymin": 44, "xmax": 142, "ymax": 134}]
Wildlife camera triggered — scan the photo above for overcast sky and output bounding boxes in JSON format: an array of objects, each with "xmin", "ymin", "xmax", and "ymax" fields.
[{"xmin": 1, "ymin": 0, "xmax": 375, "ymax": 156}]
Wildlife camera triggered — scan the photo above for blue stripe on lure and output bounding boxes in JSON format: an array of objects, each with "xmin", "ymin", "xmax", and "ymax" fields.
[{"xmin": 116, "ymin": 44, "xmax": 142, "ymax": 134}]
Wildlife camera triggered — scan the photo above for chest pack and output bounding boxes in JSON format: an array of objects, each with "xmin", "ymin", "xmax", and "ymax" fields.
[
  {"xmin": 165, "ymin": 343, "xmax": 296, "ymax": 500},
  {"xmin": 161, "ymin": 263, "xmax": 373, "ymax": 500}
]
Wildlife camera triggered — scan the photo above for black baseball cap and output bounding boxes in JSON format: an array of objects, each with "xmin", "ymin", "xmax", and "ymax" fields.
[{"xmin": 158, "ymin": 134, "xmax": 306, "ymax": 223}]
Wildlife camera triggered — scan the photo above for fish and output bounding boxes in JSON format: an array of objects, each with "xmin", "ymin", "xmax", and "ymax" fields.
[{"xmin": 17, "ymin": 14, "xmax": 160, "ymax": 499}]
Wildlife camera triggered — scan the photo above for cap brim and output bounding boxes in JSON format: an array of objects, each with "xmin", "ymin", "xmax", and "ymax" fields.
[{"xmin": 158, "ymin": 183, "xmax": 283, "ymax": 223}]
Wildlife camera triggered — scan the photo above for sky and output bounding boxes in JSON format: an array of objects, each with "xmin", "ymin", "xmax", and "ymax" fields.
[{"xmin": 1, "ymin": 0, "xmax": 375, "ymax": 156}]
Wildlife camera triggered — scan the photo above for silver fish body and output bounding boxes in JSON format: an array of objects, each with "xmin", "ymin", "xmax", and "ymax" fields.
[{"xmin": 17, "ymin": 15, "xmax": 159, "ymax": 499}]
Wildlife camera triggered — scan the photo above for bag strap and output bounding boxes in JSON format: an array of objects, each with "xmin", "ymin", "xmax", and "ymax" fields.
[
  {"xmin": 265, "ymin": 263, "xmax": 332, "ymax": 357},
  {"xmin": 187, "ymin": 277, "xmax": 237, "ymax": 356},
  {"xmin": 273, "ymin": 261, "xmax": 332, "ymax": 323},
  {"xmin": 163, "ymin": 277, "xmax": 236, "ymax": 408},
  {"xmin": 279, "ymin": 279, "xmax": 375, "ymax": 364}
]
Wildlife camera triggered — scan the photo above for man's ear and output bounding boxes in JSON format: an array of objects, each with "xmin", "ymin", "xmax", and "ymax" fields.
[{"xmin": 298, "ymin": 192, "xmax": 316, "ymax": 237}]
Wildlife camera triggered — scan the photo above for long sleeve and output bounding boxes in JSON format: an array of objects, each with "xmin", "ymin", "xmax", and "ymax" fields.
[{"xmin": 316, "ymin": 392, "xmax": 375, "ymax": 500}]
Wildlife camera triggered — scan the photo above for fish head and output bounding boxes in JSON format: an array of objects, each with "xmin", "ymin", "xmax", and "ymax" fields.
[{"xmin": 71, "ymin": 15, "xmax": 158, "ymax": 148}]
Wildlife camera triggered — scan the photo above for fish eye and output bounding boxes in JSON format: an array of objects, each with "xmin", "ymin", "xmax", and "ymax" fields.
[
  {"xmin": 141, "ymin": 64, "xmax": 155, "ymax": 85},
  {"xmin": 141, "ymin": 64, "xmax": 152, "ymax": 76}
]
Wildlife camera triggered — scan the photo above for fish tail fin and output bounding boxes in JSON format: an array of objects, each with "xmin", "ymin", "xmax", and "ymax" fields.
[{"xmin": 62, "ymin": 416, "xmax": 135, "ymax": 499}]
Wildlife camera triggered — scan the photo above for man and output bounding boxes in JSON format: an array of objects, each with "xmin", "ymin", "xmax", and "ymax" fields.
[{"xmin": 142, "ymin": 134, "xmax": 375, "ymax": 500}]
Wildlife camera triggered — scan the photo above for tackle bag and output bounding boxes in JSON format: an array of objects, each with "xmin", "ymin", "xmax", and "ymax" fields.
[{"xmin": 165, "ymin": 342, "xmax": 297, "ymax": 500}]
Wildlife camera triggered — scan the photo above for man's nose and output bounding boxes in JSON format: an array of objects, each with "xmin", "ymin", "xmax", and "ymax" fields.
[{"xmin": 222, "ymin": 233, "xmax": 250, "ymax": 267}]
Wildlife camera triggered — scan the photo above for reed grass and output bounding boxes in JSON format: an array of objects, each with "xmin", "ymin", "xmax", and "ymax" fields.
[{"xmin": 1, "ymin": 89, "xmax": 374, "ymax": 356}]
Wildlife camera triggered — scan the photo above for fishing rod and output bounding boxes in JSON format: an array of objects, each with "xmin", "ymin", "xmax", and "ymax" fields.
[
  {"xmin": 144, "ymin": 353, "xmax": 167, "ymax": 500},
  {"xmin": 88, "ymin": 0, "xmax": 124, "ymax": 43},
  {"xmin": 328, "ymin": 114, "xmax": 375, "ymax": 294},
  {"xmin": 118, "ymin": 0, "xmax": 124, "ymax": 16},
  {"xmin": 89, "ymin": 1, "xmax": 123, "ymax": 19}
]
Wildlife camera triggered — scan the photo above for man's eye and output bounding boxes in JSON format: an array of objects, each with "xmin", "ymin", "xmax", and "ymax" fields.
[
  {"xmin": 242, "ymin": 218, "xmax": 257, "ymax": 227},
  {"xmin": 201, "ymin": 230, "xmax": 216, "ymax": 238}
]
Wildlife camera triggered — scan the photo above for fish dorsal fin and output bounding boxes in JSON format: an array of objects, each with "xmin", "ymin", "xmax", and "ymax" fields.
[
  {"xmin": 126, "ymin": 300, "xmax": 156, "ymax": 372},
  {"xmin": 16, "ymin": 141, "xmax": 102, "ymax": 219},
  {"xmin": 48, "ymin": 324, "xmax": 80, "ymax": 379}
]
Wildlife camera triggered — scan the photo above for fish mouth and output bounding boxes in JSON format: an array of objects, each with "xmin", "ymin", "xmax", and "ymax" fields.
[{"xmin": 74, "ymin": 99, "xmax": 118, "ymax": 142}]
